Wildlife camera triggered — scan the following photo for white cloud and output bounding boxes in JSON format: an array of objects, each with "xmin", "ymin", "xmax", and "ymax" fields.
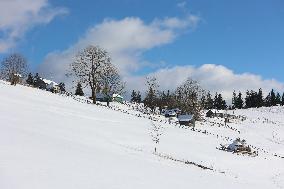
[
  {"xmin": 0, "ymin": 0, "xmax": 68, "ymax": 52},
  {"xmin": 177, "ymin": 1, "xmax": 187, "ymax": 9},
  {"xmin": 38, "ymin": 15, "xmax": 284, "ymax": 101},
  {"xmin": 38, "ymin": 16, "xmax": 200, "ymax": 89},
  {"xmin": 126, "ymin": 64, "xmax": 284, "ymax": 101},
  {"xmin": 153, "ymin": 15, "xmax": 200, "ymax": 30}
]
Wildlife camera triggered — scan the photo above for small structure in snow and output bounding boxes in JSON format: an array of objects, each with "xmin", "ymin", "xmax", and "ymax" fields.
[
  {"xmin": 219, "ymin": 138, "xmax": 256, "ymax": 156},
  {"xmin": 164, "ymin": 109, "xmax": 177, "ymax": 118},
  {"xmin": 178, "ymin": 114, "xmax": 194, "ymax": 126},
  {"xmin": 206, "ymin": 110, "xmax": 214, "ymax": 118},
  {"xmin": 112, "ymin": 93, "xmax": 123, "ymax": 103},
  {"xmin": 11, "ymin": 73, "xmax": 22, "ymax": 85},
  {"xmin": 42, "ymin": 79, "xmax": 60, "ymax": 93},
  {"xmin": 227, "ymin": 138, "xmax": 247, "ymax": 152},
  {"xmin": 164, "ymin": 108, "xmax": 181, "ymax": 118}
]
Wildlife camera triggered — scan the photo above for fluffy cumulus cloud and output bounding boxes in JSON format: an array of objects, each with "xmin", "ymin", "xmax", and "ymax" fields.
[
  {"xmin": 38, "ymin": 15, "xmax": 284, "ymax": 101},
  {"xmin": 126, "ymin": 64, "xmax": 284, "ymax": 101},
  {"xmin": 0, "ymin": 0, "xmax": 68, "ymax": 52},
  {"xmin": 38, "ymin": 16, "xmax": 200, "ymax": 88}
]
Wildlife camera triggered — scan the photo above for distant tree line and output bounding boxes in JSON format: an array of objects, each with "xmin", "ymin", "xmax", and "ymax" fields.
[
  {"xmin": 132, "ymin": 76, "xmax": 206, "ymax": 120},
  {"xmin": 26, "ymin": 72, "xmax": 66, "ymax": 92},
  {"xmin": 232, "ymin": 89, "xmax": 284, "ymax": 109}
]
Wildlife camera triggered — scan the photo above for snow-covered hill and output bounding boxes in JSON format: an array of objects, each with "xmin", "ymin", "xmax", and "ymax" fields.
[{"xmin": 0, "ymin": 81, "xmax": 283, "ymax": 189}]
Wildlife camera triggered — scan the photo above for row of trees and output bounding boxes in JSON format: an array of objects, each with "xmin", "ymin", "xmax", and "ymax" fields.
[
  {"xmin": 140, "ymin": 77, "xmax": 205, "ymax": 120},
  {"xmin": 0, "ymin": 46, "xmax": 124, "ymax": 105},
  {"xmin": 131, "ymin": 76, "xmax": 284, "ymax": 121},
  {"xmin": 232, "ymin": 89, "xmax": 284, "ymax": 109},
  {"xmin": 26, "ymin": 73, "xmax": 66, "ymax": 92},
  {"xmin": 2, "ymin": 48, "xmax": 284, "ymax": 111}
]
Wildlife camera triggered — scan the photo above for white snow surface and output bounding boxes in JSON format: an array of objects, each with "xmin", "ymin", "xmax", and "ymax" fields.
[{"xmin": 0, "ymin": 80, "xmax": 284, "ymax": 189}]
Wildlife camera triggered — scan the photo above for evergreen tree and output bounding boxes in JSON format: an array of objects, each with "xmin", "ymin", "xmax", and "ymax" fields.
[
  {"xmin": 220, "ymin": 94, "xmax": 227, "ymax": 110},
  {"xmin": 245, "ymin": 90, "xmax": 259, "ymax": 108},
  {"xmin": 235, "ymin": 92, "xmax": 244, "ymax": 109},
  {"xmin": 144, "ymin": 86, "xmax": 157, "ymax": 112},
  {"xmin": 214, "ymin": 93, "xmax": 227, "ymax": 110},
  {"xmin": 144, "ymin": 77, "xmax": 159, "ymax": 113},
  {"xmin": 276, "ymin": 92, "xmax": 281, "ymax": 105},
  {"xmin": 75, "ymin": 83, "xmax": 84, "ymax": 96},
  {"xmin": 200, "ymin": 94, "xmax": 206, "ymax": 109},
  {"xmin": 213, "ymin": 93, "xmax": 218, "ymax": 109},
  {"xmin": 58, "ymin": 82, "xmax": 66, "ymax": 92},
  {"xmin": 205, "ymin": 92, "xmax": 214, "ymax": 109},
  {"xmin": 232, "ymin": 90, "xmax": 237, "ymax": 109},
  {"xmin": 282, "ymin": 93, "xmax": 284, "ymax": 106},
  {"xmin": 131, "ymin": 90, "xmax": 137, "ymax": 102},
  {"xmin": 131, "ymin": 90, "xmax": 142, "ymax": 103},
  {"xmin": 257, "ymin": 88, "xmax": 263, "ymax": 107},
  {"xmin": 264, "ymin": 93, "xmax": 271, "ymax": 107},
  {"xmin": 33, "ymin": 73, "xmax": 46, "ymax": 89},
  {"xmin": 271, "ymin": 89, "xmax": 276, "ymax": 106},
  {"xmin": 33, "ymin": 73, "xmax": 40, "ymax": 87},
  {"xmin": 26, "ymin": 73, "xmax": 34, "ymax": 86},
  {"xmin": 136, "ymin": 91, "xmax": 142, "ymax": 103}
]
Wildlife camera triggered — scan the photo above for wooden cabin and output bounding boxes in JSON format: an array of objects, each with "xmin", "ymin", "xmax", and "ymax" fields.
[{"xmin": 178, "ymin": 114, "xmax": 194, "ymax": 126}]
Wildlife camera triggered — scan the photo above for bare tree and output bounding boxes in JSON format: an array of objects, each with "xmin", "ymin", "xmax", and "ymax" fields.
[
  {"xmin": 144, "ymin": 76, "xmax": 159, "ymax": 113},
  {"xmin": 174, "ymin": 77, "xmax": 205, "ymax": 120},
  {"xmin": 70, "ymin": 45, "xmax": 123, "ymax": 104},
  {"xmin": 0, "ymin": 53, "xmax": 28, "ymax": 85},
  {"xmin": 100, "ymin": 65, "xmax": 125, "ymax": 96}
]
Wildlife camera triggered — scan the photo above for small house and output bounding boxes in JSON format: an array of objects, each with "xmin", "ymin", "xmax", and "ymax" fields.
[
  {"xmin": 11, "ymin": 73, "xmax": 22, "ymax": 85},
  {"xmin": 206, "ymin": 110, "xmax": 214, "ymax": 118},
  {"xmin": 42, "ymin": 79, "xmax": 60, "ymax": 93},
  {"xmin": 178, "ymin": 114, "xmax": 194, "ymax": 126},
  {"xmin": 227, "ymin": 138, "xmax": 250, "ymax": 152},
  {"xmin": 112, "ymin": 93, "xmax": 123, "ymax": 103}
]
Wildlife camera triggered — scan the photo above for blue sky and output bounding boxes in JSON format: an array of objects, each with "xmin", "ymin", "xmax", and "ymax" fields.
[
  {"xmin": 14, "ymin": 0, "xmax": 284, "ymax": 80},
  {"xmin": 1, "ymin": 0, "xmax": 284, "ymax": 97}
]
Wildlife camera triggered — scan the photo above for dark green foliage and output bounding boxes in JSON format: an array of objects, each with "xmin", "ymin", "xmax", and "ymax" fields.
[
  {"xmin": 270, "ymin": 89, "xmax": 276, "ymax": 106},
  {"xmin": 33, "ymin": 73, "xmax": 46, "ymax": 89},
  {"xmin": 75, "ymin": 83, "xmax": 84, "ymax": 96},
  {"xmin": 213, "ymin": 93, "xmax": 227, "ymax": 110},
  {"xmin": 205, "ymin": 92, "xmax": 214, "ymax": 109},
  {"xmin": 282, "ymin": 93, "xmax": 284, "ymax": 106},
  {"xmin": 26, "ymin": 73, "xmax": 34, "ymax": 85},
  {"xmin": 58, "ymin": 82, "xmax": 66, "ymax": 92},
  {"xmin": 264, "ymin": 89, "xmax": 277, "ymax": 107},
  {"xmin": 257, "ymin": 88, "xmax": 264, "ymax": 107},
  {"xmin": 245, "ymin": 89, "xmax": 263, "ymax": 108},
  {"xmin": 235, "ymin": 92, "xmax": 244, "ymax": 109},
  {"xmin": 276, "ymin": 92, "xmax": 281, "ymax": 105},
  {"xmin": 131, "ymin": 90, "xmax": 142, "ymax": 103},
  {"xmin": 232, "ymin": 90, "xmax": 237, "ymax": 109},
  {"xmin": 144, "ymin": 86, "xmax": 157, "ymax": 112}
]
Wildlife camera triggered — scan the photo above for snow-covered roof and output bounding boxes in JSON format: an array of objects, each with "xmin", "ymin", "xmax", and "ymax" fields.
[
  {"xmin": 178, "ymin": 114, "xmax": 193, "ymax": 122},
  {"xmin": 14, "ymin": 73, "xmax": 22, "ymax": 77},
  {"xmin": 42, "ymin": 79, "xmax": 58, "ymax": 86},
  {"xmin": 228, "ymin": 138, "xmax": 246, "ymax": 151},
  {"xmin": 165, "ymin": 110, "xmax": 176, "ymax": 116},
  {"xmin": 210, "ymin": 109, "xmax": 225, "ymax": 114},
  {"xmin": 112, "ymin": 94, "xmax": 123, "ymax": 99}
]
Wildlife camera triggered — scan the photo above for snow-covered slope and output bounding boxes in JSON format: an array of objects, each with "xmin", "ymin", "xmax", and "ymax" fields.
[{"xmin": 0, "ymin": 81, "xmax": 283, "ymax": 189}]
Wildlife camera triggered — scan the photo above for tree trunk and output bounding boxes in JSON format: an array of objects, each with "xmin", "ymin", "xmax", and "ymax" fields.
[{"xmin": 92, "ymin": 88, "xmax": 96, "ymax": 104}]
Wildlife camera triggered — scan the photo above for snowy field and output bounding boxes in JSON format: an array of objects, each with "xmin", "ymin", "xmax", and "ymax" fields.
[{"xmin": 0, "ymin": 80, "xmax": 284, "ymax": 189}]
